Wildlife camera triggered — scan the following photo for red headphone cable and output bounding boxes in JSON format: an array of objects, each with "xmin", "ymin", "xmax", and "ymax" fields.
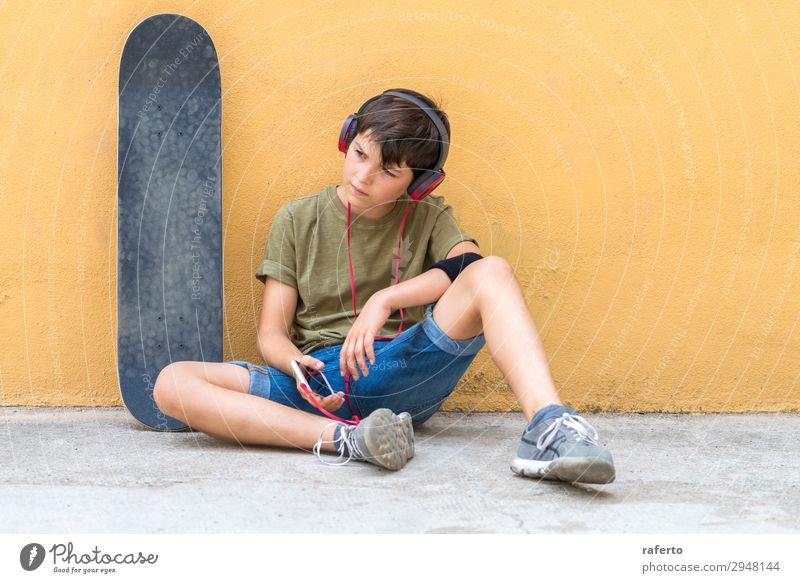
[{"xmin": 299, "ymin": 197, "xmax": 418, "ymax": 426}]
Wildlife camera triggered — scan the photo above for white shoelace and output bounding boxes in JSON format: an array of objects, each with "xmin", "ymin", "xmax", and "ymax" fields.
[
  {"xmin": 536, "ymin": 412, "xmax": 600, "ymax": 450},
  {"xmin": 312, "ymin": 422, "xmax": 364, "ymax": 466}
]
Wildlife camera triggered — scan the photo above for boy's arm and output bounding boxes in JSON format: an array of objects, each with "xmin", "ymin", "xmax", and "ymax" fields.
[
  {"xmin": 258, "ymin": 331, "xmax": 305, "ymax": 377},
  {"xmin": 256, "ymin": 278, "xmax": 305, "ymax": 377},
  {"xmin": 377, "ymin": 268, "xmax": 452, "ymax": 312},
  {"xmin": 377, "ymin": 242, "xmax": 483, "ymax": 311}
]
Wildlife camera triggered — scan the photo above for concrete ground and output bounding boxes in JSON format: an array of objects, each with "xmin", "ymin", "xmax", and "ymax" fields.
[{"xmin": 1, "ymin": 408, "xmax": 797, "ymax": 533}]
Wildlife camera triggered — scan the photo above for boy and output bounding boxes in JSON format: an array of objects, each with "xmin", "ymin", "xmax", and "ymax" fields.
[{"xmin": 153, "ymin": 88, "xmax": 615, "ymax": 484}]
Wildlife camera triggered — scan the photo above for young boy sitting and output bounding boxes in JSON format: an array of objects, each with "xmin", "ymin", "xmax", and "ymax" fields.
[{"xmin": 153, "ymin": 88, "xmax": 616, "ymax": 484}]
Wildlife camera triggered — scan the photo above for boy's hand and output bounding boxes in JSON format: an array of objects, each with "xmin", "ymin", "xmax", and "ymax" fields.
[
  {"xmin": 296, "ymin": 355, "xmax": 344, "ymax": 411},
  {"xmin": 339, "ymin": 292, "xmax": 392, "ymax": 380}
]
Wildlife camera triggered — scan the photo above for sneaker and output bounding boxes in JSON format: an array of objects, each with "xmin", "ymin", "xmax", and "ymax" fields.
[
  {"xmin": 511, "ymin": 411, "xmax": 615, "ymax": 484},
  {"xmin": 313, "ymin": 408, "xmax": 414, "ymax": 470}
]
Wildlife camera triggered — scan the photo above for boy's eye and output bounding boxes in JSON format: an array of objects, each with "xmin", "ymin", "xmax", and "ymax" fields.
[{"xmin": 355, "ymin": 149, "xmax": 396, "ymax": 177}]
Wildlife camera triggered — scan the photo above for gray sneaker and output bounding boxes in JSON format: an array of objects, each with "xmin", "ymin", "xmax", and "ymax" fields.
[
  {"xmin": 314, "ymin": 408, "xmax": 414, "ymax": 470},
  {"xmin": 511, "ymin": 411, "xmax": 615, "ymax": 484}
]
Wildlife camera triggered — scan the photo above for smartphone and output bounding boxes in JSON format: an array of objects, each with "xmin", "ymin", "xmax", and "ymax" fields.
[
  {"xmin": 290, "ymin": 359, "xmax": 312, "ymax": 397},
  {"xmin": 290, "ymin": 359, "xmax": 337, "ymax": 400}
]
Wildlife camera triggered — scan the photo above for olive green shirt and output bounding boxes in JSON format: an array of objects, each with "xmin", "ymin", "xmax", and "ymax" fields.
[{"xmin": 257, "ymin": 184, "xmax": 479, "ymax": 354}]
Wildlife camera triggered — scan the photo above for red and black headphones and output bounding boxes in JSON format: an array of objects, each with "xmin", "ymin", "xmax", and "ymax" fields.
[
  {"xmin": 304, "ymin": 90, "xmax": 451, "ymax": 426},
  {"xmin": 338, "ymin": 89, "xmax": 450, "ymax": 200}
]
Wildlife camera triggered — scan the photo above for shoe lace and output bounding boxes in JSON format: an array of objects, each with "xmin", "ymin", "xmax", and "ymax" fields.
[
  {"xmin": 312, "ymin": 421, "xmax": 365, "ymax": 466},
  {"xmin": 536, "ymin": 412, "xmax": 600, "ymax": 450}
]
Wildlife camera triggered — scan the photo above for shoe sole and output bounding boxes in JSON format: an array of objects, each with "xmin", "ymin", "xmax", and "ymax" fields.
[
  {"xmin": 511, "ymin": 456, "xmax": 615, "ymax": 484},
  {"xmin": 361, "ymin": 409, "xmax": 412, "ymax": 471},
  {"xmin": 397, "ymin": 412, "xmax": 415, "ymax": 460}
]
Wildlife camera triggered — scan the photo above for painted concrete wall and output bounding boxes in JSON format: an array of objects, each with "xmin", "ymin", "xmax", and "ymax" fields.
[{"xmin": 1, "ymin": 1, "xmax": 798, "ymax": 412}]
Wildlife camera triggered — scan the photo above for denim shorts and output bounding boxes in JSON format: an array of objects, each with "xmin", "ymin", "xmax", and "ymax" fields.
[{"xmin": 225, "ymin": 302, "xmax": 485, "ymax": 426}]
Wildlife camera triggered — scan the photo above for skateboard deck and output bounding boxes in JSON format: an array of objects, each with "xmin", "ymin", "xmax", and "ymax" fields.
[{"xmin": 117, "ymin": 13, "xmax": 222, "ymax": 430}]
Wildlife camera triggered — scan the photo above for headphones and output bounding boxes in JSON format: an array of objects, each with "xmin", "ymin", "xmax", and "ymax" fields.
[{"xmin": 338, "ymin": 90, "xmax": 449, "ymax": 200}]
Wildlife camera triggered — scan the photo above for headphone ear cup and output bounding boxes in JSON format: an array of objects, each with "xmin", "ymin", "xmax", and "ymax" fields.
[
  {"xmin": 338, "ymin": 115, "xmax": 358, "ymax": 153},
  {"xmin": 407, "ymin": 169, "xmax": 446, "ymax": 200}
]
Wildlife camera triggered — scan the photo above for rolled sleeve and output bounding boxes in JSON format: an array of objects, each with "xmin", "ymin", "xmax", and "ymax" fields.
[
  {"xmin": 256, "ymin": 258, "xmax": 297, "ymax": 288},
  {"xmin": 426, "ymin": 204, "xmax": 479, "ymax": 264},
  {"xmin": 256, "ymin": 204, "xmax": 298, "ymax": 288}
]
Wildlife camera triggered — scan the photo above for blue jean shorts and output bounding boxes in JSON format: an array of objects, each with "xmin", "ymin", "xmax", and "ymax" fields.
[{"xmin": 225, "ymin": 302, "xmax": 485, "ymax": 426}]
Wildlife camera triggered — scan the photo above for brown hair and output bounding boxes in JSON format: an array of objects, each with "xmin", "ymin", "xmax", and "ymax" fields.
[{"xmin": 354, "ymin": 88, "xmax": 450, "ymax": 183}]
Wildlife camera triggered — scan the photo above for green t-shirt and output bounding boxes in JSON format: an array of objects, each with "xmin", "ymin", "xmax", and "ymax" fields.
[{"xmin": 257, "ymin": 184, "xmax": 479, "ymax": 354}]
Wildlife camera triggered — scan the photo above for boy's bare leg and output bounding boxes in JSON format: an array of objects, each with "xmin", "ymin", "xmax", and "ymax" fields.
[
  {"xmin": 430, "ymin": 256, "xmax": 562, "ymax": 422},
  {"xmin": 153, "ymin": 362, "xmax": 339, "ymax": 452},
  {"xmin": 430, "ymin": 256, "xmax": 616, "ymax": 483}
]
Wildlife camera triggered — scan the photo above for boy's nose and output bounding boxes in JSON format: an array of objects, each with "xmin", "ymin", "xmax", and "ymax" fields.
[{"xmin": 355, "ymin": 166, "xmax": 375, "ymax": 183}]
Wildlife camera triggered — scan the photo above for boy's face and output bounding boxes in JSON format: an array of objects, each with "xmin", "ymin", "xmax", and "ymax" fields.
[{"xmin": 338, "ymin": 131, "xmax": 414, "ymax": 218}]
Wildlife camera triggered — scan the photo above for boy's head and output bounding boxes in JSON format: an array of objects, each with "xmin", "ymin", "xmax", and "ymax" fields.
[
  {"xmin": 350, "ymin": 88, "xmax": 450, "ymax": 184},
  {"xmin": 339, "ymin": 89, "xmax": 450, "ymax": 214}
]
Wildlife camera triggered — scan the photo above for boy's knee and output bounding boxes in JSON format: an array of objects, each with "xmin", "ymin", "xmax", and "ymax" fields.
[
  {"xmin": 153, "ymin": 362, "xmax": 186, "ymax": 412},
  {"xmin": 462, "ymin": 255, "xmax": 512, "ymax": 283},
  {"xmin": 478, "ymin": 255, "xmax": 512, "ymax": 275}
]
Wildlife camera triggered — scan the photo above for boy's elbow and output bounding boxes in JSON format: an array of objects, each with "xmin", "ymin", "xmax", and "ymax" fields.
[
  {"xmin": 256, "ymin": 328, "xmax": 279, "ymax": 352},
  {"xmin": 258, "ymin": 327, "xmax": 293, "ymax": 349}
]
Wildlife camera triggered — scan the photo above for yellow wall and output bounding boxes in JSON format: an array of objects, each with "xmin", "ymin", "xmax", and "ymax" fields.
[{"xmin": 1, "ymin": 0, "xmax": 798, "ymax": 412}]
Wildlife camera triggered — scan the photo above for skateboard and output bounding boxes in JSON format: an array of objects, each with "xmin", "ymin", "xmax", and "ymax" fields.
[{"xmin": 117, "ymin": 14, "xmax": 222, "ymax": 430}]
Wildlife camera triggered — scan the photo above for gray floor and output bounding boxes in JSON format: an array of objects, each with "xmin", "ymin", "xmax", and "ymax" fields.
[{"xmin": 1, "ymin": 408, "xmax": 797, "ymax": 533}]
